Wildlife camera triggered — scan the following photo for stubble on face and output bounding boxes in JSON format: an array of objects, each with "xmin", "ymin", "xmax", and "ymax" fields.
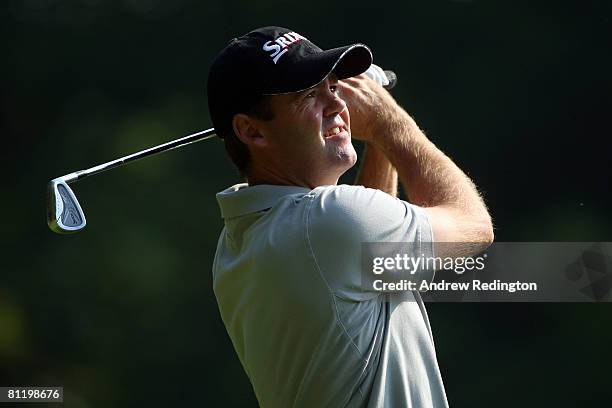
[
  {"xmin": 252, "ymin": 76, "xmax": 358, "ymax": 186},
  {"xmin": 294, "ymin": 78, "xmax": 357, "ymax": 171}
]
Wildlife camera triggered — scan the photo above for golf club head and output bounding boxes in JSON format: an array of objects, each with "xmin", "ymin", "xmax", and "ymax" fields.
[{"xmin": 47, "ymin": 178, "xmax": 86, "ymax": 234}]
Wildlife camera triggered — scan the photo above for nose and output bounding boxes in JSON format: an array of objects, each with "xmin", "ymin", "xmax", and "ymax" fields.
[{"xmin": 323, "ymin": 90, "xmax": 347, "ymax": 118}]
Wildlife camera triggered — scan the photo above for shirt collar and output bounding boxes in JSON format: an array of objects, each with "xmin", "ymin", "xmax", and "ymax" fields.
[{"xmin": 216, "ymin": 183, "xmax": 311, "ymax": 219}]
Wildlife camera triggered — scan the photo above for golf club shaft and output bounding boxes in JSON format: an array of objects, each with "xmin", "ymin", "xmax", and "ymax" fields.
[
  {"xmin": 58, "ymin": 69, "xmax": 398, "ymax": 184},
  {"xmin": 60, "ymin": 128, "xmax": 216, "ymax": 184}
]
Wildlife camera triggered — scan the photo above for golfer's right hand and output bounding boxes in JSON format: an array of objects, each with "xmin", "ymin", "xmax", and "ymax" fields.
[{"xmin": 338, "ymin": 74, "xmax": 404, "ymax": 143}]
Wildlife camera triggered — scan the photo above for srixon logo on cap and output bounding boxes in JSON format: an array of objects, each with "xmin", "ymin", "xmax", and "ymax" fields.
[{"xmin": 262, "ymin": 32, "xmax": 306, "ymax": 64}]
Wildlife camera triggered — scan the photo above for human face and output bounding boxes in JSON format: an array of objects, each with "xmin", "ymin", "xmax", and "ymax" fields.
[{"xmin": 252, "ymin": 75, "xmax": 356, "ymax": 187}]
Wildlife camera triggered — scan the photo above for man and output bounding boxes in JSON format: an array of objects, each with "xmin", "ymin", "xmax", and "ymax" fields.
[{"xmin": 208, "ymin": 26, "xmax": 493, "ymax": 407}]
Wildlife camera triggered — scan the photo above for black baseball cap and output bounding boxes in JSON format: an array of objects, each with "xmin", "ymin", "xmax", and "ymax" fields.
[{"xmin": 207, "ymin": 26, "xmax": 373, "ymax": 139}]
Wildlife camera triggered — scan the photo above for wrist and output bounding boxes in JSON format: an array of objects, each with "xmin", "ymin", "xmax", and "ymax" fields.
[{"xmin": 370, "ymin": 109, "xmax": 417, "ymax": 149}]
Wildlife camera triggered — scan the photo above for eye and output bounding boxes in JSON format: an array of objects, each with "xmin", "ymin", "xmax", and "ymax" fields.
[
  {"xmin": 329, "ymin": 85, "xmax": 338, "ymax": 93},
  {"xmin": 305, "ymin": 90, "xmax": 316, "ymax": 98}
]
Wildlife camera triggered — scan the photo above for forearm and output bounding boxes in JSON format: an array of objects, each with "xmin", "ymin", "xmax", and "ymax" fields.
[
  {"xmin": 373, "ymin": 108, "xmax": 490, "ymax": 221},
  {"xmin": 340, "ymin": 74, "xmax": 492, "ymax": 249},
  {"xmin": 355, "ymin": 143, "xmax": 398, "ymax": 197}
]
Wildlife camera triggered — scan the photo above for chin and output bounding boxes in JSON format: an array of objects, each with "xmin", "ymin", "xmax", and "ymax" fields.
[{"xmin": 329, "ymin": 144, "xmax": 357, "ymax": 172}]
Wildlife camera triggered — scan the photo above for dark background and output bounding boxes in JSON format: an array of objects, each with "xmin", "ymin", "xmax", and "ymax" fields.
[{"xmin": 3, "ymin": 0, "xmax": 611, "ymax": 406}]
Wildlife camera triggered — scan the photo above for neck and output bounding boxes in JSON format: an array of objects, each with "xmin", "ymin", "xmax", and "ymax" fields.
[{"xmin": 246, "ymin": 163, "xmax": 339, "ymax": 189}]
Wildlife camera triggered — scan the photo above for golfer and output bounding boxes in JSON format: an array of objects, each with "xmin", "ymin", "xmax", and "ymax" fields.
[{"xmin": 208, "ymin": 26, "xmax": 493, "ymax": 407}]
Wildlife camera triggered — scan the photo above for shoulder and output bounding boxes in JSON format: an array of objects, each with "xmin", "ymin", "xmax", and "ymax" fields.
[
  {"xmin": 304, "ymin": 185, "xmax": 433, "ymax": 299},
  {"xmin": 309, "ymin": 184, "xmax": 410, "ymax": 223},
  {"xmin": 306, "ymin": 185, "xmax": 424, "ymax": 242}
]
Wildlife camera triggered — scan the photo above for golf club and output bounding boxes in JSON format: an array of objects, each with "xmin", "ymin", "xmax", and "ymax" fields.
[
  {"xmin": 47, "ymin": 128, "xmax": 217, "ymax": 234},
  {"xmin": 47, "ymin": 68, "xmax": 397, "ymax": 234}
]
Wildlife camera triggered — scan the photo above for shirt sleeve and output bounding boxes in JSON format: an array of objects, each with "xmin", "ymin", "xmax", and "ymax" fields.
[{"xmin": 305, "ymin": 185, "xmax": 435, "ymax": 301}]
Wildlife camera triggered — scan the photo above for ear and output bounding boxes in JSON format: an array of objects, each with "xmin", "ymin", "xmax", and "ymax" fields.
[{"xmin": 232, "ymin": 114, "xmax": 268, "ymax": 147}]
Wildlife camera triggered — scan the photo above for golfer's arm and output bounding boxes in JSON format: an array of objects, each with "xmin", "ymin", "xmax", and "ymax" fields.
[
  {"xmin": 373, "ymin": 110, "xmax": 494, "ymax": 252},
  {"xmin": 355, "ymin": 143, "xmax": 398, "ymax": 197}
]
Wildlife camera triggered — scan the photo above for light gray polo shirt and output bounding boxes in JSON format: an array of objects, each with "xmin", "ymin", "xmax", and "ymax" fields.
[{"xmin": 213, "ymin": 183, "xmax": 448, "ymax": 408}]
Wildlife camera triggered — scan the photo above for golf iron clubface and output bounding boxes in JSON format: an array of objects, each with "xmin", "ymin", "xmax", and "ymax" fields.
[{"xmin": 47, "ymin": 177, "xmax": 87, "ymax": 234}]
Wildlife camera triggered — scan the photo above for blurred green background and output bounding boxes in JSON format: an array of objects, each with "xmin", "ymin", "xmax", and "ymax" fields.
[{"xmin": 3, "ymin": 0, "xmax": 611, "ymax": 406}]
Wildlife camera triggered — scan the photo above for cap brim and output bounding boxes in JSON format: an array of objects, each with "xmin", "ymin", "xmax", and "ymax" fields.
[{"xmin": 263, "ymin": 44, "xmax": 373, "ymax": 95}]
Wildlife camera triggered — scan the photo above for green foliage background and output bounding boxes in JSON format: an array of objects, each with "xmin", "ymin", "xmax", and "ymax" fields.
[{"xmin": 3, "ymin": 0, "xmax": 611, "ymax": 406}]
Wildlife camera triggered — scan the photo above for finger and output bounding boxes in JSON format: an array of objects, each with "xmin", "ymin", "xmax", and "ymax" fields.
[
  {"xmin": 340, "ymin": 76, "xmax": 363, "ymax": 85},
  {"xmin": 337, "ymin": 80, "xmax": 359, "ymax": 94},
  {"xmin": 339, "ymin": 76, "xmax": 369, "ymax": 89}
]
